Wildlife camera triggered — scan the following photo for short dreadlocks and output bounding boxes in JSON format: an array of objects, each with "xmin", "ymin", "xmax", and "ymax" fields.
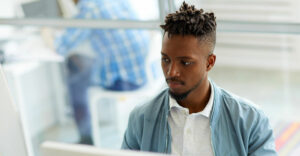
[{"xmin": 160, "ymin": 1, "xmax": 217, "ymax": 53}]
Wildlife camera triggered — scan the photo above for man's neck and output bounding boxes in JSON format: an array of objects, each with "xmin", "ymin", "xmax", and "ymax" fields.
[{"xmin": 177, "ymin": 79, "xmax": 211, "ymax": 114}]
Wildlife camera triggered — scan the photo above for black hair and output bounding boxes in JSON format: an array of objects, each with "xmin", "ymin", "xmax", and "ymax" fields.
[{"xmin": 160, "ymin": 1, "xmax": 217, "ymax": 53}]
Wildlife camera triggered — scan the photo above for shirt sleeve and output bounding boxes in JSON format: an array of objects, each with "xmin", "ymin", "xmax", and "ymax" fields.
[
  {"xmin": 55, "ymin": 1, "xmax": 101, "ymax": 56},
  {"xmin": 121, "ymin": 107, "xmax": 141, "ymax": 150},
  {"xmin": 248, "ymin": 111, "xmax": 278, "ymax": 156}
]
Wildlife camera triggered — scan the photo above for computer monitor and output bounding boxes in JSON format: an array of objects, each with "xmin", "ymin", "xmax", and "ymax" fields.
[
  {"xmin": 21, "ymin": 0, "xmax": 61, "ymax": 18},
  {"xmin": 41, "ymin": 141, "xmax": 170, "ymax": 156},
  {"xmin": 0, "ymin": 65, "xmax": 28, "ymax": 156}
]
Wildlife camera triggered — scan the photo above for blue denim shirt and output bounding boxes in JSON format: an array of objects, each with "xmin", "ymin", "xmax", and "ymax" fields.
[
  {"xmin": 55, "ymin": 0, "xmax": 151, "ymax": 88},
  {"xmin": 122, "ymin": 81, "xmax": 277, "ymax": 156}
]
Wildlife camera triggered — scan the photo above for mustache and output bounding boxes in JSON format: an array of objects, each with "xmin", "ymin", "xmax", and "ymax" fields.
[{"xmin": 166, "ymin": 77, "xmax": 185, "ymax": 85}]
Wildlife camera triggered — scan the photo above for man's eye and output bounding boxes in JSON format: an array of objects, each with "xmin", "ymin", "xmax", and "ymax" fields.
[
  {"xmin": 181, "ymin": 61, "xmax": 192, "ymax": 66},
  {"xmin": 162, "ymin": 58, "xmax": 170, "ymax": 63}
]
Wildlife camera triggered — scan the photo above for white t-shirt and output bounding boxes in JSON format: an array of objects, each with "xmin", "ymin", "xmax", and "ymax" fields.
[{"xmin": 168, "ymin": 83, "xmax": 214, "ymax": 156}]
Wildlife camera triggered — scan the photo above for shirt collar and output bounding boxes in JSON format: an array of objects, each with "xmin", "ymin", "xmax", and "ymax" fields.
[{"xmin": 169, "ymin": 82, "xmax": 214, "ymax": 118}]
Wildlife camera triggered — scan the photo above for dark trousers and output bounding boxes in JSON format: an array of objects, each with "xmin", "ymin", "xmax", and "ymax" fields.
[{"xmin": 67, "ymin": 54, "xmax": 140, "ymax": 144}]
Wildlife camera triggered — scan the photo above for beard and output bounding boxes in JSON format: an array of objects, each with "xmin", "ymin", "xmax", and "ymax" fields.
[
  {"xmin": 169, "ymin": 88, "xmax": 193, "ymax": 101},
  {"xmin": 168, "ymin": 75, "xmax": 204, "ymax": 101}
]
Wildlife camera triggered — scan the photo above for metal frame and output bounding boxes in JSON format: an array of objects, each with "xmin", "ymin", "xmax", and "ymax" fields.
[
  {"xmin": 1, "ymin": 0, "xmax": 300, "ymax": 34},
  {"xmin": 1, "ymin": 18, "xmax": 300, "ymax": 34},
  {"xmin": 0, "ymin": 18, "xmax": 160, "ymax": 29},
  {"xmin": 218, "ymin": 20, "xmax": 300, "ymax": 34}
]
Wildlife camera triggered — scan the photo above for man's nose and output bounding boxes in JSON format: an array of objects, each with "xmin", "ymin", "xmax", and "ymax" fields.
[{"xmin": 167, "ymin": 63, "xmax": 180, "ymax": 77}]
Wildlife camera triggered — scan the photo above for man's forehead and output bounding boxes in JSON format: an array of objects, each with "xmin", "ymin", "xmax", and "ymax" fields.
[{"xmin": 161, "ymin": 52, "xmax": 194, "ymax": 59}]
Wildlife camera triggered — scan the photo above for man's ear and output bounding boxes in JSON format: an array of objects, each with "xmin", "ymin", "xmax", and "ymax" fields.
[{"xmin": 206, "ymin": 54, "xmax": 216, "ymax": 71}]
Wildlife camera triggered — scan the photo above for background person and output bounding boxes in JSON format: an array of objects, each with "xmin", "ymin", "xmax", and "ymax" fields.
[{"xmin": 55, "ymin": 0, "xmax": 151, "ymax": 145}]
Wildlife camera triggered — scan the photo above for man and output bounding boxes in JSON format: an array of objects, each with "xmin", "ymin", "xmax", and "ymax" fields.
[
  {"xmin": 55, "ymin": 0, "xmax": 150, "ymax": 144},
  {"xmin": 121, "ymin": 2, "xmax": 277, "ymax": 155}
]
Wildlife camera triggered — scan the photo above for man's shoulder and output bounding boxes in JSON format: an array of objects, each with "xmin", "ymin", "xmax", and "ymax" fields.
[
  {"xmin": 123, "ymin": 89, "xmax": 170, "ymax": 150},
  {"xmin": 217, "ymin": 87, "xmax": 270, "ymax": 133},
  {"xmin": 212, "ymin": 84, "xmax": 276, "ymax": 155},
  {"xmin": 218, "ymin": 87, "xmax": 266, "ymax": 120}
]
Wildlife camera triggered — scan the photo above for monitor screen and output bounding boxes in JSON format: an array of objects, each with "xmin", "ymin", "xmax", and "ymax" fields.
[{"xmin": 41, "ymin": 141, "xmax": 170, "ymax": 156}]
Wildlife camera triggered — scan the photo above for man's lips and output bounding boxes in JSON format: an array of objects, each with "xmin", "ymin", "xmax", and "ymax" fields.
[
  {"xmin": 168, "ymin": 81, "xmax": 183, "ymax": 89},
  {"xmin": 166, "ymin": 79, "xmax": 184, "ymax": 89}
]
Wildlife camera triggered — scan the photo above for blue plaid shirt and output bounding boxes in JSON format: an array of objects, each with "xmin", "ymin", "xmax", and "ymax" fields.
[{"xmin": 55, "ymin": 0, "xmax": 150, "ymax": 88}]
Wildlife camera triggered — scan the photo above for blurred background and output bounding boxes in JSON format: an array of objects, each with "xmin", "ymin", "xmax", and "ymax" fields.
[{"xmin": 0, "ymin": 0, "xmax": 299, "ymax": 156}]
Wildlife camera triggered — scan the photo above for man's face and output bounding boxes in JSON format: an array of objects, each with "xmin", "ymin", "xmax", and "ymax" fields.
[{"xmin": 161, "ymin": 34, "xmax": 214, "ymax": 100}]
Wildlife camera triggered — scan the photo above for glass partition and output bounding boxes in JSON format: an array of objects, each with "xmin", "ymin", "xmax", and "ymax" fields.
[
  {"xmin": 1, "ymin": 0, "xmax": 300, "ymax": 156},
  {"xmin": 0, "ymin": 24, "xmax": 164, "ymax": 156}
]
